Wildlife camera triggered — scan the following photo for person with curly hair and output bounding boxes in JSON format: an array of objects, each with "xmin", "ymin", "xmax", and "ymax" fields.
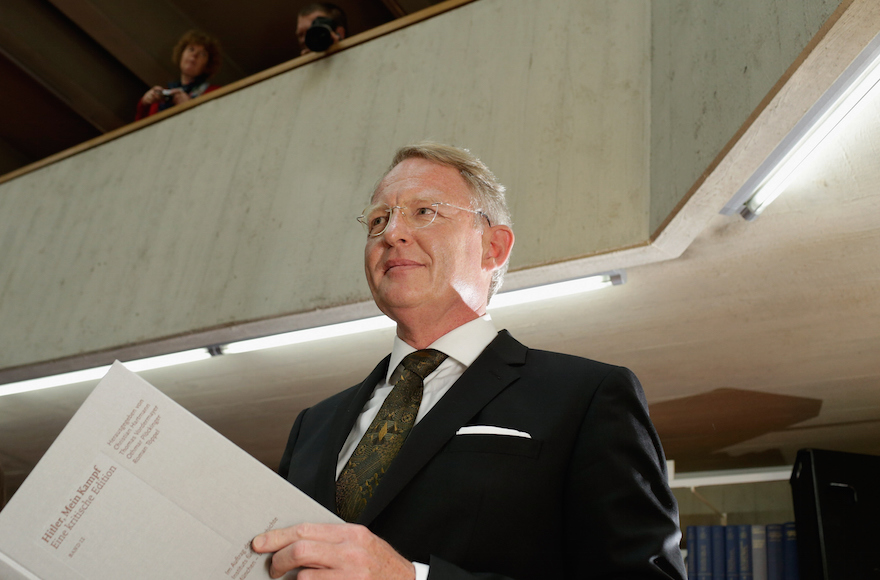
[{"xmin": 135, "ymin": 30, "xmax": 222, "ymax": 120}]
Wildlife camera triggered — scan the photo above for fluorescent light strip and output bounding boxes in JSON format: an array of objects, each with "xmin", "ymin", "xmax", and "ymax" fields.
[
  {"xmin": 1, "ymin": 272, "xmax": 623, "ymax": 394},
  {"xmin": 488, "ymin": 273, "xmax": 620, "ymax": 309},
  {"xmin": 722, "ymin": 31, "xmax": 880, "ymax": 219},
  {"xmin": 224, "ymin": 315, "xmax": 397, "ymax": 354},
  {"xmin": 122, "ymin": 349, "xmax": 212, "ymax": 372},
  {"xmin": 225, "ymin": 272, "xmax": 621, "ymax": 354},
  {"xmin": 0, "ymin": 348, "xmax": 212, "ymax": 397},
  {"xmin": 746, "ymin": 50, "xmax": 880, "ymax": 217}
]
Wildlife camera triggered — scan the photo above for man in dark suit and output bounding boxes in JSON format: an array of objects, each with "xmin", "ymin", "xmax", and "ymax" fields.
[{"xmin": 252, "ymin": 143, "xmax": 686, "ymax": 580}]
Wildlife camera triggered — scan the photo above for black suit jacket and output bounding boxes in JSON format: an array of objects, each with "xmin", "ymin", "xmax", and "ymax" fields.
[{"xmin": 279, "ymin": 330, "xmax": 686, "ymax": 580}]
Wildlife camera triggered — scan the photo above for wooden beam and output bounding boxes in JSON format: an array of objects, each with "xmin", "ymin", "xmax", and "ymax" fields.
[
  {"xmin": 0, "ymin": 38, "xmax": 126, "ymax": 133},
  {"xmin": 0, "ymin": 134, "xmax": 33, "ymax": 177},
  {"xmin": 379, "ymin": 0, "xmax": 408, "ymax": 18},
  {"xmin": 45, "ymin": 0, "xmax": 172, "ymax": 86},
  {"xmin": 396, "ymin": 0, "xmax": 446, "ymax": 14},
  {"xmin": 0, "ymin": 0, "xmax": 149, "ymax": 132}
]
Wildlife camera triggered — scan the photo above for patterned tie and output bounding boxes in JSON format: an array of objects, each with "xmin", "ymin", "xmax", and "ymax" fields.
[{"xmin": 336, "ymin": 348, "xmax": 448, "ymax": 522}]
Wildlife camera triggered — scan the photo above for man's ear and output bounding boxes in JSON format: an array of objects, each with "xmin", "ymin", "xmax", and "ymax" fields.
[{"xmin": 482, "ymin": 225, "xmax": 514, "ymax": 273}]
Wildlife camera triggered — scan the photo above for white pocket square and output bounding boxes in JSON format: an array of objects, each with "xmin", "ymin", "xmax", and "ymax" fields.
[{"xmin": 455, "ymin": 425, "xmax": 532, "ymax": 439}]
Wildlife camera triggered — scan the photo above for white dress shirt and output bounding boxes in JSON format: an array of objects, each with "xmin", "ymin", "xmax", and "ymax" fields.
[{"xmin": 333, "ymin": 315, "xmax": 499, "ymax": 580}]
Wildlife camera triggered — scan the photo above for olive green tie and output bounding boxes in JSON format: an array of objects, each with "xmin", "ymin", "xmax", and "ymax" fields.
[{"xmin": 336, "ymin": 349, "xmax": 448, "ymax": 522}]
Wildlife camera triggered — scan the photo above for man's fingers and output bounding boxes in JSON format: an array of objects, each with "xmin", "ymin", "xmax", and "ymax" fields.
[
  {"xmin": 252, "ymin": 526, "xmax": 298, "ymax": 553},
  {"xmin": 252, "ymin": 522, "xmax": 353, "ymax": 553},
  {"xmin": 267, "ymin": 539, "xmax": 338, "ymax": 577},
  {"xmin": 252, "ymin": 523, "xmax": 414, "ymax": 580}
]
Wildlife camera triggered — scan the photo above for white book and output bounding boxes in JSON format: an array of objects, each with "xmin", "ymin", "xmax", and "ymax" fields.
[
  {"xmin": 752, "ymin": 524, "xmax": 768, "ymax": 580},
  {"xmin": 0, "ymin": 362, "xmax": 340, "ymax": 579}
]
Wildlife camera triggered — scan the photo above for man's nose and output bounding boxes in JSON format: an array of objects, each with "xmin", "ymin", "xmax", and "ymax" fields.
[{"xmin": 382, "ymin": 207, "xmax": 412, "ymax": 241}]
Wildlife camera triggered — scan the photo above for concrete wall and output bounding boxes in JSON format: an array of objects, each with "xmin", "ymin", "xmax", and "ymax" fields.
[
  {"xmin": 651, "ymin": 0, "xmax": 841, "ymax": 233},
  {"xmin": 0, "ymin": 0, "xmax": 651, "ymax": 372},
  {"xmin": 0, "ymin": 0, "xmax": 842, "ymax": 374}
]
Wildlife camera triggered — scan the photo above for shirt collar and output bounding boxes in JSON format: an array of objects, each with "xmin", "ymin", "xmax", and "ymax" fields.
[{"xmin": 385, "ymin": 315, "xmax": 498, "ymax": 384}]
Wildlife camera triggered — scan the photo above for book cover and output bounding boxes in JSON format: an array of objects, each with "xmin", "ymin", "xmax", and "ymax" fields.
[
  {"xmin": 739, "ymin": 524, "xmax": 754, "ymax": 580},
  {"xmin": 766, "ymin": 523, "xmax": 784, "ymax": 580},
  {"xmin": 696, "ymin": 526, "xmax": 712, "ymax": 580},
  {"xmin": 726, "ymin": 524, "xmax": 741, "ymax": 580},
  {"xmin": 711, "ymin": 525, "xmax": 726, "ymax": 580},
  {"xmin": 782, "ymin": 522, "xmax": 799, "ymax": 580},
  {"xmin": 0, "ymin": 363, "xmax": 341, "ymax": 579},
  {"xmin": 752, "ymin": 524, "xmax": 768, "ymax": 580}
]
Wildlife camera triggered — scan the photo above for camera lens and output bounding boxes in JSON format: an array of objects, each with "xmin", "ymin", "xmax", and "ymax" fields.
[{"xmin": 305, "ymin": 16, "xmax": 336, "ymax": 52}]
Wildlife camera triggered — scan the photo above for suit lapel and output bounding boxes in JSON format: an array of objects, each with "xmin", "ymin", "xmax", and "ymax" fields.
[
  {"xmin": 357, "ymin": 330, "xmax": 528, "ymax": 525},
  {"xmin": 313, "ymin": 355, "xmax": 390, "ymax": 511}
]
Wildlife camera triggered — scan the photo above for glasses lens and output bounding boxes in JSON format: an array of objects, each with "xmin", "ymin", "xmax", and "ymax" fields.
[
  {"xmin": 359, "ymin": 202, "xmax": 441, "ymax": 236},
  {"xmin": 409, "ymin": 202, "xmax": 439, "ymax": 228},
  {"xmin": 362, "ymin": 206, "xmax": 389, "ymax": 236}
]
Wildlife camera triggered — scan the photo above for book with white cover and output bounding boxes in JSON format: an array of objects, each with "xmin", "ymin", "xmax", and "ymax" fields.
[{"xmin": 0, "ymin": 362, "xmax": 340, "ymax": 579}]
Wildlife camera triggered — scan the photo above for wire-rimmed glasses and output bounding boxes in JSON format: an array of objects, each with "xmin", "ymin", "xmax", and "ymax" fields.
[{"xmin": 358, "ymin": 200, "xmax": 491, "ymax": 237}]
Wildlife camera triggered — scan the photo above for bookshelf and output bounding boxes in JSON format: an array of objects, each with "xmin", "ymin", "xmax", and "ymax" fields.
[
  {"xmin": 670, "ymin": 465, "xmax": 795, "ymax": 530},
  {"xmin": 670, "ymin": 465, "xmax": 798, "ymax": 580}
]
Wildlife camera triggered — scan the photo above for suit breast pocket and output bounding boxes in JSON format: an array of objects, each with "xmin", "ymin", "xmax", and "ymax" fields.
[{"xmin": 444, "ymin": 434, "xmax": 542, "ymax": 458}]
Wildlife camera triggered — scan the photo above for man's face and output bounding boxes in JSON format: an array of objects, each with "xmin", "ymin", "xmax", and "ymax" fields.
[{"xmin": 364, "ymin": 158, "xmax": 492, "ymax": 321}]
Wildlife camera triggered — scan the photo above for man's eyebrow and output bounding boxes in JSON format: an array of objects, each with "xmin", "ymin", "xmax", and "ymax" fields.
[{"xmin": 368, "ymin": 195, "xmax": 444, "ymax": 206}]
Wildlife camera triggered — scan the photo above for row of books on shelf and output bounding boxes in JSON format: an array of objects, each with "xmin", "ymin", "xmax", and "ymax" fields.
[{"xmin": 685, "ymin": 523, "xmax": 798, "ymax": 580}]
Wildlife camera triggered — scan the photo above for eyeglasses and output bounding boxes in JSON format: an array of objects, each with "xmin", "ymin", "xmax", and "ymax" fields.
[{"xmin": 358, "ymin": 200, "xmax": 491, "ymax": 237}]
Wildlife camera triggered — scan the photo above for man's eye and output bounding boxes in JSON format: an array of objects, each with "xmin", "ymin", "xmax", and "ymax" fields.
[
  {"xmin": 414, "ymin": 206, "xmax": 437, "ymax": 216},
  {"xmin": 370, "ymin": 215, "xmax": 388, "ymax": 227}
]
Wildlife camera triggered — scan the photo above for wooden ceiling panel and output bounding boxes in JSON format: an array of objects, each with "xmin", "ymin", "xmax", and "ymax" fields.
[
  {"xmin": 0, "ymin": 51, "xmax": 100, "ymax": 167},
  {"xmin": 0, "ymin": 0, "xmax": 147, "ymax": 131},
  {"xmin": 45, "ymin": 0, "xmax": 174, "ymax": 86},
  {"xmin": 650, "ymin": 388, "xmax": 823, "ymax": 471}
]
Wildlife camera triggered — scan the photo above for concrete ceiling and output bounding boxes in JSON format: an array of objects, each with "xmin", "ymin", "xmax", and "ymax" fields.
[{"xmin": 1, "ymin": 0, "xmax": 879, "ymax": 501}]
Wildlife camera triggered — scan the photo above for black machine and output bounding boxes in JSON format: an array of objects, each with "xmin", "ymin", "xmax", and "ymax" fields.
[{"xmin": 790, "ymin": 448, "xmax": 880, "ymax": 579}]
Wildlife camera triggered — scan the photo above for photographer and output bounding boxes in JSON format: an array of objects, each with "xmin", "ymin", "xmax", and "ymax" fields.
[
  {"xmin": 296, "ymin": 2, "xmax": 347, "ymax": 55},
  {"xmin": 135, "ymin": 30, "xmax": 222, "ymax": 121}
]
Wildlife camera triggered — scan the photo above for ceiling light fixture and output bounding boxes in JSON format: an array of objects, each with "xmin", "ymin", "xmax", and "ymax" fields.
[
  {"xmin": 722, "ymin": 32, "xmax": 880, "ymax": 220},
  {"xmin": 0, "ymin": 348, "xmax": 212, "ymax": 397},
  {"xmin": 0, "ymin": 271, "xmax": 624, "ymax": 395},
  {"xmin": 487, "ymin": 271, "xmax": 625, "ymax": 310},
  {"xmin": 223, "ymin": 315, "xmax": 397, "ymax": 354},
  {"xmin": 225, "ymin": 271, "xmax": 625, "ymax": 353}
]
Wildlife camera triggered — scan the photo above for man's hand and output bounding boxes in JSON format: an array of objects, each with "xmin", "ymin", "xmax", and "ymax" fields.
[
  {"xmin": 252, "ymin": 522, "xmax": 416, "ymax": 580},
  {"xmin": 168, "ymin": 89, "xmax": 190, "ymax": 106},
  {"xmin": 141, "ymin": 86, "xmax": 165, "ymax": 105}
]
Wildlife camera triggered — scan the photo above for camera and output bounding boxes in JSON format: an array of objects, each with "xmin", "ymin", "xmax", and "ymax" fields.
[
  {"xmin": 160, "ymin": 89, "xmax": 175, "ymax": 101},
  {"xmin": 305, "ymin": 16, "xmax": 337, "ymax": 53}
]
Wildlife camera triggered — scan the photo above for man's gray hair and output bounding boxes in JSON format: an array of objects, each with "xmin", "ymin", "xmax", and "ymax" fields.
[{"xmin": 378, "ymin": 141, "xmax": 513, "ymax": 300}]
